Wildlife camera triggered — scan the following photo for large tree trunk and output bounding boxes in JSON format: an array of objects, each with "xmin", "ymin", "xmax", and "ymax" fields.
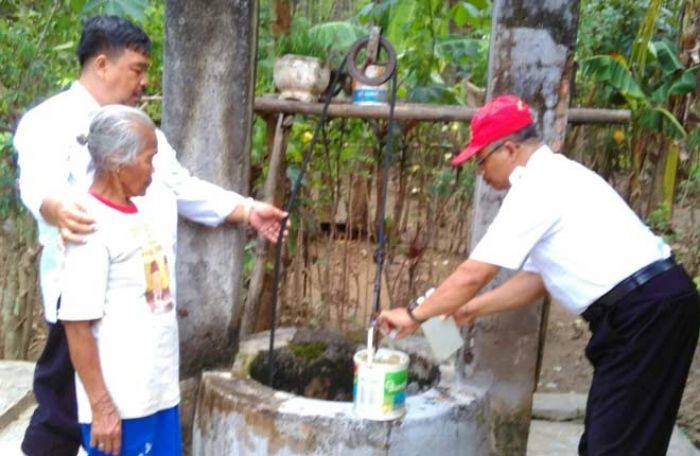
[
  {"xmin": 163, "ymin": 0, "xmax": 258, "ymax": 378},
  {"xmin": 463, "ymin": 1, "xmax": 580, "ymax": 454}
]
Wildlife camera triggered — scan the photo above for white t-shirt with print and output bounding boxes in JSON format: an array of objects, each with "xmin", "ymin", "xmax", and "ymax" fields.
[{"xmin": 58, "ymin": 191, "xmax": 180, "ymax": 423}]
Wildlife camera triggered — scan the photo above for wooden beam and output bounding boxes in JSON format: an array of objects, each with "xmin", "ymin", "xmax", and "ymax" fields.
[
  {"xmin": 254, "ymin": 96, "xmax": 630, "ymax": 124},
  {"xmin": 566, "ymin": 107, "xmax": 631, "ymax": 124}
]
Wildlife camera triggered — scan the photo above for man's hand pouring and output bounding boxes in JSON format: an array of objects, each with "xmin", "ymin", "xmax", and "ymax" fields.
[{"xmin": 377, "ymin": 307, "xmax": 420, "ymax": 339}]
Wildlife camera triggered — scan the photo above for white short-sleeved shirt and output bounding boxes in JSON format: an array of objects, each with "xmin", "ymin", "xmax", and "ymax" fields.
[
  {"xmin": 58, "ymin": 192, "xmax": 179, "ymax": 422},
  {"xmin": 13, "ymin": 81, "xmax": 245, "ymax": 323},
  {"xmin": 470, "ymin": 145, "xmax": 670, "ymax": 314}
]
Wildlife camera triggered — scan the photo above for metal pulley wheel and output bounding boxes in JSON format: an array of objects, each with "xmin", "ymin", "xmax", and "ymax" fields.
[{"xmin": 346, "ymin": 35, "xmax": 397, "ymax": 87}]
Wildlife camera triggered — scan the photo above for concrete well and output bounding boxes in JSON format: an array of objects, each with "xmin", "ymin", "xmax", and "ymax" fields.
[{"xmin": 192, "ymin": 327, "xmax": 490, "ymax": 455}]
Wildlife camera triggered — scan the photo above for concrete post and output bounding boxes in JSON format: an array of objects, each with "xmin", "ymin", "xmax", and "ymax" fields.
[
  {"xmin": 162, "ymin": 0, "xmax": 259, "ymax": 378},
  {"xmin": 464, "ymin": 1, "xmax": 580, "ymax": 454}
]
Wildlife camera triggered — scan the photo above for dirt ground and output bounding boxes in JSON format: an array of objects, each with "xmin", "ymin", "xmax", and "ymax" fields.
[{"xmin": 537, "ymin": 301, "xmax": 700, "ymax": 447}]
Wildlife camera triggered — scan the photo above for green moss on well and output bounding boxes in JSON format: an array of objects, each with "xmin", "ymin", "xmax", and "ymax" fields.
[{"xmin": 288, "ymin": 341, "xmax": 327, "ymax": 360}]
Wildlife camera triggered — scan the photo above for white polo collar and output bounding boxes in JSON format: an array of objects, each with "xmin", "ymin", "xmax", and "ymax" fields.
[
  {"xmin": 508, "ymin": 144, "xmax": 552, "ymax": 186},
  {"xmin": 69, "ymin": 81, "xmax": 101, "ymax": 115}
]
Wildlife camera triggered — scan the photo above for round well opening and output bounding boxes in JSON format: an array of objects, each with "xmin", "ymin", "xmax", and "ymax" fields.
[{"xmin": 248, "ymin": 329, "xmax": 440, "ymax": 401}]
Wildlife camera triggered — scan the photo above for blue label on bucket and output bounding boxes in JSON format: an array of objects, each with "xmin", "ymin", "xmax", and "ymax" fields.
[{"xmin": 353, "ymin": 87, "xmax": 388, "ymax": 104}]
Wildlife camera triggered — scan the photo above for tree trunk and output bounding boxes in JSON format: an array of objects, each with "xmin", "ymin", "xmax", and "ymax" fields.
[
  {"xmin": 271, "ymin": 0, "xmax": 292, "ymax": 39},
  {"xmin": 463, "ymin": 1, "xmax": 580, "ymax": 454},
  {"xmin": 163, "ymin": 0, "xmax": 258, "ymax": 378},
  {"xmin": 0, "ymin": 213, "xmax": 39, "ymax": 360},
  {"xmin": 241, "ymin": 113, "xmax": 291, "ymax": 337}
]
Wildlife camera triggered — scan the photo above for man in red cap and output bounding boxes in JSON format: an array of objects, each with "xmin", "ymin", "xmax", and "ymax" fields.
[{"xmin": 379, "ymin": 94, "xmax": 699, "ymax": 454}]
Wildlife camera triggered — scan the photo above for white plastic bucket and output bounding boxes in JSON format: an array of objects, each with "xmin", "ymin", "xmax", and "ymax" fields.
[{"xmin": 353, "ymin": 348, "xmax": 409, "ymax": 420}]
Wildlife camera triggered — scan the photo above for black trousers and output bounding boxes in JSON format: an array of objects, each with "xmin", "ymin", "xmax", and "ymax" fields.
[
  {"xmin": 578, "ymin": 265, "xmax": 700, "ymax": 455},
  {"xmin": 22, "ymin": 320, "xmax": 81, "ymax": 456}
]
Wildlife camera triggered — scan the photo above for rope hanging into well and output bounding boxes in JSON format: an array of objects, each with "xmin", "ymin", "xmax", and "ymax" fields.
[{"xmin": 266, "ymin": 35, "xmax": 398, "ymax": 387}]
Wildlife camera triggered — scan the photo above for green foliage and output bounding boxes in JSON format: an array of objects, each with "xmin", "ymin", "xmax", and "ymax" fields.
[
  {"xmin": 255, "ymin": 4, "xmax": 278, "ymax": 96},
  {"xmin": 580, "ymin": 40, "xmax": 694, "ymax": 141},
  {"xmin": 139, "ymin": 2, "xmax": 164, "ymax": 122},
  {"xmin": 80, "ymin": 0, "xmax": 149, "ymax": 21},
  {"xmin": 645, "ymin": 201, "xmax": 673, "ymax": 237},
  {"xmin": 0, "ymin": 3, "xmax": 79, "ymax": 127},
  {"xmin": 276, "ymin": 17, "xmax": 331, "ymax": 62},
  {"xmin": 0, "ymin": 1, "xmax": 81, "ymax": 214},
  {"xmin": 688, "ymin": 129, "xmax": 700, "ymax": 151},
  {"xmin": 580, "ymin": 55, "xmax": 646, "ymax": 102},
  {"xmin": 629, "ymin": 0, "xmax": 665, "ymax": 75},
  {"xmin": 288, "ymin": 341, "xmax": 327, "ymax": 360},
  {"xmin": 0, "ymin": 131, "xmax": 18, "ymax": 218},
  {"xmin": 308, "ymin": 21, "xmax": 367, "ymax": 66},
  {"xmin": 651, "ymin": 66, "xmax": 699, "ymax": 102},
  {"xmin": 651, "ymin": 40, "xmax": 684, "ymax": 75},
  {"xmin": 275, "ymin": 17, "xmax": 367, "ymax": 68},
  {"xmin": 638, "ymin": 106, "xmax": 686, "ymax": 139},
  {"xmin": 577, "ymin": 0, "xmax": 676, "ymax": 60},
  {"xmin": 355, "ymin": 0, "xmax": 490, "ymax": 104},
  {"xmin": 434, "ymin": 36, "xmax": 488, "ymax": 81},
  {"xmin": 449, "ymin": 0, "xmax": 490, "ymax": 30}
]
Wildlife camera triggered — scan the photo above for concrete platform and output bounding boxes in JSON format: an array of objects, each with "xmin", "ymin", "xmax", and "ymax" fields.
[
  {"xmin": 528, "ymin": 393, "xmax": 698, "ymax": 455},
  {"xmin": 532, "ymin": 392, "xmax": 587, "ymax": 421},
  {"xmin": 0, "ymin": 406, "xmax": 34, "ymax": 456},
  {"xmin": 0, "ymin": 361, "xmax": 35, "ymax": 429},
  {"xmin": 0, "ymin": 361, "xmax": 35, "ymax": 456},
  {"xmin": 526, "ymin": 420, "xmax": 698, "ymax": 455}
]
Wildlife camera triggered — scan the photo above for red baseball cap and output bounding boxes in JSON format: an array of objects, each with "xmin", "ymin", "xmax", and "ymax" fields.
[{"xmin": 451, "ymin": 94, "xmax": 534, "ymax": 166}]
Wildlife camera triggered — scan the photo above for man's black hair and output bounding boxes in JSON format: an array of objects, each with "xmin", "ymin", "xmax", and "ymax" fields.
[{"xmin": 77, "ymin": 15, "xmax": 151, "ymax": 67}]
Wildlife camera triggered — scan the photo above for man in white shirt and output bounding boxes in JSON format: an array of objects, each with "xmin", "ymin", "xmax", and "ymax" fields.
[
  {"xmin": 379, "ymin": 95, "xmax": 699, "ymax": 454},
  {"xmin": 14, "ymin": 16, "xmax": 286, "ymax": 455}
]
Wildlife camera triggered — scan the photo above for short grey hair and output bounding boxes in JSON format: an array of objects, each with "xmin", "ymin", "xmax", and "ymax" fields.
[{"xmin": 79, "ymin": 104, "xmax": 155, "ymax": 172}]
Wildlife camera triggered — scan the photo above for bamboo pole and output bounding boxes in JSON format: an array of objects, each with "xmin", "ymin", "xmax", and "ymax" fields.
[{"xmin": 255, "ymin": 96, "xmax": 631, "ymax": 124}]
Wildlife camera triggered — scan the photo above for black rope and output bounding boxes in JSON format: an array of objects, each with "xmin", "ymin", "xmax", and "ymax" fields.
[
  {"xmin": 267, "ymin": 57, "xmax": 348, "ymax": 388},
  {"xmin": 371, "ymin": 71, "xmax": 398, "ymax": 318}
]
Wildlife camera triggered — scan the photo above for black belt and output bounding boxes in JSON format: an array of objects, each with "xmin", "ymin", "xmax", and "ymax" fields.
[{"xmin": 583, "ymin": 256, "xmax": 676, "ymax": 320}]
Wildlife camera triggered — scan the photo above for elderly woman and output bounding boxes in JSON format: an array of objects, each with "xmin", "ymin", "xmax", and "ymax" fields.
[{"xmin": 59, "ymin": 105, "xmax": 180, "ymax": 455}]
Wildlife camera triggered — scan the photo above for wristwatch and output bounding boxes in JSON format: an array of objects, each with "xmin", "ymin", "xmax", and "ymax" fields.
[
  {"xmin": 406, "ymin": 299, "xmax": 427, "ymax": 324},
  {"xmin": 406, "ymin": 287, "xmax": 436, "ymax": 324}
]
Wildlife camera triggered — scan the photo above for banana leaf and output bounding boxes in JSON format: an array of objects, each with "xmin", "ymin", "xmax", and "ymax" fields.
[
  {"xmin": 650, "ymin": 40, "xmax": 684, "ymax": 75},
  {"xmin": 581, "ymin": 55, "xmax": 646, "ymax": 100},
  {"xmin": 668, "ymin": 66, "xmax": 699, "ymax": 96},
  {"xmin": 638, "ymin": 106, "xmax": 687, "ymax": 139}
]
